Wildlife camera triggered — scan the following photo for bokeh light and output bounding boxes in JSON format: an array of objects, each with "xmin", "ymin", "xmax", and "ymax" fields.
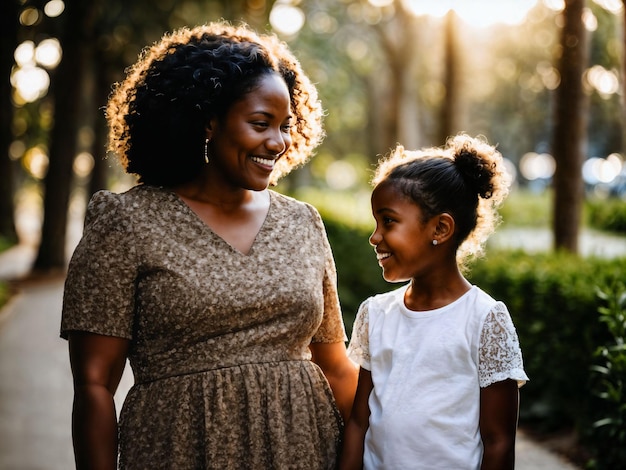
[
  {"xmin": 35, "ymin": 38, "xmax": 62, "ymax": 69},
  {"xmin": 583, "ymin": 154, "xmax": 623, "ymax": 184},
  {"xmin": 22, "ymin": 147, "xmax": 49, "ymax": 180},
  {"xmin": 519, "ymin": 152, "xmax": 556, "ymax": 181},
  {"xmin": 11, "ymin": 65, "xmax": 50, "ymax": 103},
  {"xmin": 585, "ymin": 65, "xmax": 619, "ymax": 98},
  {"xmin": 270, "ymin": 2, "xmax": 305, "ymax": 36},
  {"xmin": 44, "ymin": 0, "xmax": 65, "ymax": 18},
  {"xmin": 326, "ymin": 160, "xmax": 358, "ymax": 190}
]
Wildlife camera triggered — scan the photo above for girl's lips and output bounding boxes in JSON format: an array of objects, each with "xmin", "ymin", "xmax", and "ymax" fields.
[{"xmin": 375, "ymin": 251, "xmax": 392, "ymax": 266}]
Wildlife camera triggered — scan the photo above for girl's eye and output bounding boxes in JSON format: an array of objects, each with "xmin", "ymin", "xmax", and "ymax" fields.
[
  {"xmin": 281, "ymin": 124, "xmax": 292, "ymax": 132},
  {"xmin": 252, "ymin": 121, "xmax": 269, "ymax": 128},
  {"xmin": 382, "ymin": 217, "xmax": 395, "ymax": 225}
]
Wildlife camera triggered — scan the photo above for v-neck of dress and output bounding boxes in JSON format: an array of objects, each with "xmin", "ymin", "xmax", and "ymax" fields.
[{"xmin": 166, "ymin": 188, "xmax": 274, "ymax": 257}]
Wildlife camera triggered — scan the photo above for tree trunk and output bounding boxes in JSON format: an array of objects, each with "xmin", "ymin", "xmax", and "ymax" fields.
[
  {"xmin": 439, "ymin": 10, "xmax": 465, "ymax": 145},
  {"xmin": 33, "ymin": 0, "xmax": 97, "ymax": 271},
  {"xmin": 0, "ymin": 0, "xmax": 19, "ymax": 243},
  {"xmin": 551, "ymin": 0, "xmax": 588, "ymax": 254}
]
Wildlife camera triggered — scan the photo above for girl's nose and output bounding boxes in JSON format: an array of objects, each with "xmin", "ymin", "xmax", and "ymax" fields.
[{"xmin": 369, "ymin": 229, "xmax": 381, "ymax": 247}]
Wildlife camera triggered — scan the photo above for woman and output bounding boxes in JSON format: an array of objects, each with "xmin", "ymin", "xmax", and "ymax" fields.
[{"xmin": 61, "ymin": 21, "xmax": 357, "ymax": 469}]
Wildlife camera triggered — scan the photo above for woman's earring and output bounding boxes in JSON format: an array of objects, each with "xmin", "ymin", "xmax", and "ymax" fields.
[
  {"xmin": 204, "ymin": 138, "xmax": 210, "ymax": 164},
  {"xmin": 432, "ymin": 239, "xmax": 438, "ymax": 246}
]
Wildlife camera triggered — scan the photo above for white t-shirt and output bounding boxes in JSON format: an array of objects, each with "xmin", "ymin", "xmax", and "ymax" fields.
[{"xmin": 347, "ymin": 284, "xmax": 528, "ymax": 470}]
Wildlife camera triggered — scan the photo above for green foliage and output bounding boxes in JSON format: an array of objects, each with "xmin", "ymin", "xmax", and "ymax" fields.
[
  {"xmin": 466, "ymin": 250, "xmax": 625, "ymax": 431},
  {"xmin": 586, "ymin": 198, "xmax": 626, "ymax": 235},
  {"xmin": 584, "ymin": 283, "xmax": 626, "ymax": 469},
  {"xmin": 499, "ymin": 189, "xmax": 552, "ymax": 228}
]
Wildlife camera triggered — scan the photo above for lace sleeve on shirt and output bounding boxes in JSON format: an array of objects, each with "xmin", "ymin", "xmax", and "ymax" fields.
[
  {"xmin": 478, "ymin": 302, "xmax": 529, "ymax": 388},
  {"xmin": 347, "ymin": 300, "xmax": 371, "ymax": 370}
]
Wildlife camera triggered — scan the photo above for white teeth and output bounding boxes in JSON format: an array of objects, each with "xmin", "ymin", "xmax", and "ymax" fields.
[
  {"xmin": 251, "ymin": 156, "xmax": 275, "ymax": 167},
  {"xmin": 376, "ymin": 252, "xmax": 391, "ymax": 261}
]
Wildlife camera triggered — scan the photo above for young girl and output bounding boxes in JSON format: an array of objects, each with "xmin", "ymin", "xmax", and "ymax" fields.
[{"xmin": 340, "ymin": 134, "xmax": 528, "ymax": 470}]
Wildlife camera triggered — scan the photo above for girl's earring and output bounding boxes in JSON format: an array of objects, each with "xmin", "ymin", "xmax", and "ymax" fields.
[
  {"xmin": 432, "ymin": 239, "xmax": 438, "ymax": 246},
  {"xmin": 204, "ymin": 138, "xmax": 210, "ymax": 164}
]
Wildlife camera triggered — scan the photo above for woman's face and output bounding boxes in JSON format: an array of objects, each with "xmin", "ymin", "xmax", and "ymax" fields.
[{"xmin": 208, "ymin": 73, "xmax": 293, "ymax": 191}]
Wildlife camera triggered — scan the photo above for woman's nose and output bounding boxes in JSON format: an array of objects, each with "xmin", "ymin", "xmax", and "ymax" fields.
[{"xmin": 267, "ymin": 129, "xmax": 290, "ymax": 156}]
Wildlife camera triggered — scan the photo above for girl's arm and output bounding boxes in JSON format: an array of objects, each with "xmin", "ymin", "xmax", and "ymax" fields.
[
  {"xmin": 68, "ymin": 331, "xmax": 130, "ymax": 470},
  {"xmin": 339, "ymin": 367, "xmax": 373, "ymax": 470},
  {"xmin": 309, "ymin": 342, "xmax": 359, "ymax": 423},
  {"xmin": 479, "ymin": 378, "xmax": 519, "ymax": 470}
]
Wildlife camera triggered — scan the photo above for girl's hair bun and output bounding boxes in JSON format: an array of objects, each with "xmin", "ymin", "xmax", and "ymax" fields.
[{"xmin": 453, "ymin": 147, "xmax": 495, "ymax": 200}]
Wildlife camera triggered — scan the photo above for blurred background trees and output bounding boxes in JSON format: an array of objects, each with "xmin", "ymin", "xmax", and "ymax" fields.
[{"xmin": 3, "ymin": 0, "xmax": 626, "ymax": 271}]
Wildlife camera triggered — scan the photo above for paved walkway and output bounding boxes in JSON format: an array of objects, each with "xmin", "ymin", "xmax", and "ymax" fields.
[{"xmin": 0, "ymin": 236, "xmax": 589, "ymax": 469}]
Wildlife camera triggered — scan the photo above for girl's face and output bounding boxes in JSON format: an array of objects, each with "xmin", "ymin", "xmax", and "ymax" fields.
[
  {"xmin": 208, "ymin": 73, "xmax": 293, "ymax": 191},
  {"xmin": 369, "ymin": 181, "xmax": 438, "ymax": 282}
]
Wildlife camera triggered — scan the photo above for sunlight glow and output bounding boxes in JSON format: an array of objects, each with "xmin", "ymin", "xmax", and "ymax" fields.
[
  {"xmin": 404, "ymin": 0, "xmax": 538, "ymax": 26},
  {"xmin": 542, "ymin": 0, "xmax": 564, "ymax": 12},
  {"xmin": 270, "ymin": 3, "xmax": 305, "ymax": 36}
]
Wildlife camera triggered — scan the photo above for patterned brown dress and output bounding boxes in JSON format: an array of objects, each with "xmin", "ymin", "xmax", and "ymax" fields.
[{"xmin": 61, "ymin": 185, "xmax": 346, "ymax": 469}]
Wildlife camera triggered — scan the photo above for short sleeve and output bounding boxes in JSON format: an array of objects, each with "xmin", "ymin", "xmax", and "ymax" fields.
[
  {"xmin": 478, "ymin": 302, "xmax": 529, "ymax": 388},
  {"xmin": 60, "ymin": 191, "xmax": 138, "ymax": 340},
  {"xmin": 306, "ymin": 204, "xmax": 348, "ymax": 344},
  {"xmin": 346, "ymin": 300, "xmax": 371, "ymax": 370}
]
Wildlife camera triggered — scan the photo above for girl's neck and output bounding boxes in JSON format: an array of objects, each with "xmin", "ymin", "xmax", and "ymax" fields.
[{"xmin": 404, "ymin": 269, "xmax": 471, "ymax": 312}]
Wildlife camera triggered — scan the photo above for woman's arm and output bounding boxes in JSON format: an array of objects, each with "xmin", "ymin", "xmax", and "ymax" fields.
[
  {"xmin": 339, "ymin": 367, "xmax": 373, "ymax": 470},
  {"xmin": 309, "ymin": 341, "xmax": 358, "ymax": 423},
  {"xmin": 479, "ymin": 378, "xmax": 519, "ymax": 470},
  {"xmin": 68, "ymin": 331, "xmax": 130, "ymax": 470}
]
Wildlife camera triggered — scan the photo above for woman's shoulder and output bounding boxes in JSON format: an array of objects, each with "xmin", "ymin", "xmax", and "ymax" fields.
[
  {"xmin": 270, "ymin": 190, "xmax": 321, "ymax": 220},
  {"xmin": 85, "ymin": 185, "xmax": 170, "ymax": 226}
]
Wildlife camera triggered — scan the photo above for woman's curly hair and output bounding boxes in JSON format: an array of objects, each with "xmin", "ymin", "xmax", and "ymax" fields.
[
  {"xmin": 106, "ymin": 21, "xmax": 324, "ymax": 186},
  {"xmin": 372, "ymin": 134, "xmax": 511, "ymax": 266}
]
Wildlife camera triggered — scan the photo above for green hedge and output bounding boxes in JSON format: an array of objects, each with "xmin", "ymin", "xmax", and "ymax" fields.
[
  {"xmin": 465, "ymin": 250, "xmax": 626, "ymax": 433},
  {"xmin": 585, "ymin": 282, "xmax": 626, "ymax": 469},
  {"xmin": 586, "ymin": 198, "xmax": 626, "ymax": 235}
]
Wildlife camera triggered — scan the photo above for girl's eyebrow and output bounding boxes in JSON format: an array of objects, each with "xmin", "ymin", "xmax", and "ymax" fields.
[{"xmin": 374, "ymin": 207, "xmax": 399, "ymax": 216}]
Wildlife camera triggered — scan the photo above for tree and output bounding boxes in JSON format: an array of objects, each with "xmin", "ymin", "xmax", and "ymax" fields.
[
  {"xmin": 551, "ymin": 0, "xmax": 589, "ymax": 254},
  {"xmin": 33, "ymin": 0, "xmax": 101, "ymax": 271},
  {"xmin": 0, "ymin": 0, "xmax": 19, "ymax": 243}
]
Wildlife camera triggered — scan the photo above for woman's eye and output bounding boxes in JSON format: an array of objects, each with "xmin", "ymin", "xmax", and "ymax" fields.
[
  {"xmin": 383, "ymin": 217, "xmax": 394, "ymax": 224},
  {"xmin": 281, "ymin": 124, "xmax": 292, "ymax": 132}
]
